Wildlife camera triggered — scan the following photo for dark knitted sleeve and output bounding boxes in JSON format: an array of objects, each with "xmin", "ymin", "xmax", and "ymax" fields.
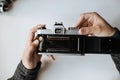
[
  {"xmin": 8, "ymin": 61, "xmax": 41, "ymax": 80},
  {"xmin": 111, "ymin": 28, "xmax": 120, "ymax": 73},
  {"xmin": 112, "ymin": 28, "xmax": 120, "ymax": 39}
]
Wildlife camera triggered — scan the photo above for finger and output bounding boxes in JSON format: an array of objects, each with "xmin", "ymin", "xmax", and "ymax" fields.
[
  {"xmin": 79, "ymin": 26, "xmax": 94, "ymax": 35},
  {"xmin": 51, "ymin": 55, "xmax": 55, "ymax": 60},
  {"xmin": 82, "ymin": 21, "xmax": 89, "ymax": 27},
  {"xmin": 28, "ymin": 24, "xmax": 46, "ymax": 42},
  {"xmin": 76, "ymin": 12, "xmax": 97, "ymax": 28},
  {"xmin": 32, "ymin": 39, "xmax": 39, "ymax": 48},
  {"xmin": 36, "ymin": 54, "xmax": 42, "ymax": 62},
  {"xmin": 47, "ymin": 55, "xmax": 55, "ymax": 61},
  {"xmin": 75, "ymin": 14, "xmax": 85, "ymax": 28}
]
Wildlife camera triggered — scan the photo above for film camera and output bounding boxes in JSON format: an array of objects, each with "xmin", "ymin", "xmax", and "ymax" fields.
[
  {"xmin": 0, "ymin": 0, "xmax": 14, "ymax": 13},
  {"xmin": 37, "ymin": 22, "xmax": 120, "ymax": 55}
]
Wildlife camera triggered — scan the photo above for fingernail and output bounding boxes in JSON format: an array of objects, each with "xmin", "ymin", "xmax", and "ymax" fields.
[{"xmin": 35, "ymin": 40, "xmax": 39, "ymax": 44}]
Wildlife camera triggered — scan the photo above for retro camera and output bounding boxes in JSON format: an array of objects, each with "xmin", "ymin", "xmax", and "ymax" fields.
[
  {"xmin": 37, "ymin": 22, "xmax": 120, "ymax": 55},
  {"xmin": 37, "ymin": 22, "xmax": 85, "ymax": 55},
  {"xmin": 0, "ymin": 0, "xmax": 14, "ymax": 13}
]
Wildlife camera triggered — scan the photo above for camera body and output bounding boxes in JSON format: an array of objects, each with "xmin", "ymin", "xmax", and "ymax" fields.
[
  {"xmin": 37, "ymin": 22, "xmax": 120, "ymax": 55},
  {"xmin": 0, "ymin": 0, "xmax": 13, "ymax": 13},
  {"xmin": 37, "ymin": 22, "xmax": 80, "ymax": 35},
  {"xmin": 37, "ymin": 22, "xmax": 84, "ymax": 55}
]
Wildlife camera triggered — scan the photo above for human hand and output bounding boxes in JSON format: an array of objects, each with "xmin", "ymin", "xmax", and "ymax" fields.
[
  {"xmin": 22, "ymin": 25, "xmax": 55, "ymax": 69},
  {"xmin": 22, "ymin": 24, "xmax": 45, "ymax": 69},
  {"xmin": 76, "ymin": 12, "xmax": 116, "ymax": 37}
]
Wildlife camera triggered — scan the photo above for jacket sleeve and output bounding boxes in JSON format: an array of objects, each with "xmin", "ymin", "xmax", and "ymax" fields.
[
  {"xmin": 112, "ymin": 28, "xmax": 120, "ymax": 39},
  {"xmin": 8, "ymin": 61, "xmax": 41, "ymax": 80},
  {"xmin": 111, "ymin": 28, "xmax": 120, "ymax": 73}
]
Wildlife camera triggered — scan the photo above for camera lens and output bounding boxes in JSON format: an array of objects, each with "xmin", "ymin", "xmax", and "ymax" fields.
[
  {"xmin": 3, "ymin": 4, "xmax": 9, "ymax": 11},
  {"xmin": 0, "ymin": 0, "xmax": 13, "ymax": 12},
  {"xmin": 0, "ymin": 4, "xmax": 2, "ymax": 7}
]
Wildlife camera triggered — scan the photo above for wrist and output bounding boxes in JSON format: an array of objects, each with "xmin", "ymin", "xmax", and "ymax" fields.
[
  {"xmin": 109, "ymin": 27, "xmax": 116, "ymax": 36},
  {"xmin": 22, "ymin": 59, "xmax": 39, "ymax": 69},
  {"xmin": 21, "ymin": 60, "xmax": 41, "ymax": 70}
]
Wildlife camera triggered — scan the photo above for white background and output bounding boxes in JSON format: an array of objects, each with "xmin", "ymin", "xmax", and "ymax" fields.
[{"xmin": 0, "ymin": 0, "xmax": 120, "ymax": 80}]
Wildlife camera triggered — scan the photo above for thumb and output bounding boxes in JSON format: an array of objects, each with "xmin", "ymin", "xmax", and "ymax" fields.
[
  {"xmin": 79, "ymin": 26, "xmax": 94, "ymax": 35},
  {"xmin": 33, "ymin": 39, "xmax": 39, "ymax": 48}
]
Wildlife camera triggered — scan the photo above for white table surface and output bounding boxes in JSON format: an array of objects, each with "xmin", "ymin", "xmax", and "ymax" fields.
[{"xmin": 0, "ymin": 0, "xmax": 120, "ymax": 80}]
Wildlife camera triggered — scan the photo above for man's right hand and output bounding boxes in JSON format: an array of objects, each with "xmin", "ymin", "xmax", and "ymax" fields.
[{"xmin": 76, "ymin": 12, "xmax": 116, "ymax": 37}]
